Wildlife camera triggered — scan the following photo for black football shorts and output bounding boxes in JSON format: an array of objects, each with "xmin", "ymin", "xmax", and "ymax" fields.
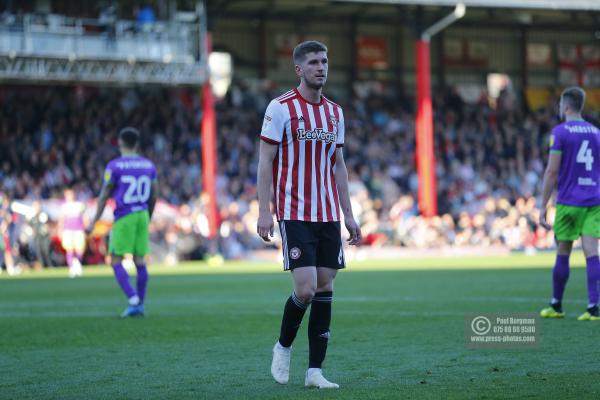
[{"xmin": 278, "ymin": 220, "xmax": 345, "ymax": 271}]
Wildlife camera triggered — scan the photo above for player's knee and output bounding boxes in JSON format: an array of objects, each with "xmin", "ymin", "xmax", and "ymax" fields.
[
  {"xmin": 316, "ymin": 282, "xmax": 334, "ymax": 292},
  {"xmin": 296, "ymin": 287, "xmax": 315, "ymax": 304},
  {"xmin": 583, "ymin": 249, "xmax": 598, "ymax": 259},
  {"xmin": 133, "ymin": 256, "xmax": 146, "ymax": 266},
  {"xmin": 581, "ymin": 238, "xmax": 598, "ymax": 258},
  {"xmin": 316, "ymin": 276, "xmax": 334, "ymax": 292}
]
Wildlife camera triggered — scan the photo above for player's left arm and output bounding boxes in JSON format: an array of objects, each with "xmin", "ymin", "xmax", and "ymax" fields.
[
  {"xmin": 148, "ymin": 178, "xmax": 158, "ymax": 219},
  {"xmin": 86, "ymin": 181, "xmax": 114, "ymax": 234},
  {"xmin": 539, "ymin": 152, "xmax": 561, "ymax": 229},
  {"xmin": 334, "ymin": 148, "xmax": 362, "ymax": 245}
]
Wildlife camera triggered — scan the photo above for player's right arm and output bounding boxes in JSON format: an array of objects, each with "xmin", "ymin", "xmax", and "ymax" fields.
[
  {"xmin": 256, "ymin": 100, "xmax": 285, "ymax": 242},
  {"xmin": 257, "ymin": 140, "xmax": 278, "ymax": 242}
]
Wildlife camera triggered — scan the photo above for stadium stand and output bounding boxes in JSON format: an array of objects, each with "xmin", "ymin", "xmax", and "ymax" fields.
[
  {"xmin": 3, "ymin": 80, "xmax": 596, "ymax": 271},
  {"xmin": 1, "ymin": 1, "xmax": 599, "ymax": 272}
]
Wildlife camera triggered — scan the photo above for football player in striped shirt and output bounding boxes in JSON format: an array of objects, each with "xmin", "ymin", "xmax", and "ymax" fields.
[{"xmin": 257, "ymin": 40, "xmax": 362, "ymax": 389}]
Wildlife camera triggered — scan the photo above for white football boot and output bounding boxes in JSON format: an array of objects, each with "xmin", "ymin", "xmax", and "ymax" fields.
[
  {"xmin": 271, "ymin": 342, "xmax": 291, "ymax": 384},
  {"xmin": 305, "ymin": 368, "xmax": 339, "ymax": 389}
]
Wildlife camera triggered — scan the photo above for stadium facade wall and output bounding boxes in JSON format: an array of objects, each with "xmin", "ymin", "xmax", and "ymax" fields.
[{"xmin": 212, "ymin": 17, "xmax": 598, "ymax": 96}]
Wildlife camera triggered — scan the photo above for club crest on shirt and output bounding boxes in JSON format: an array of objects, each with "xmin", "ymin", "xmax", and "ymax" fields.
[{"xmin": 290, "ymin": 247, "xmax": 301, "ymax": 260}]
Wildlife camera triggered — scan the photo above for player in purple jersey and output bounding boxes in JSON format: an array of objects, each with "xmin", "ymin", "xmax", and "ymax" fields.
[
  {"xmin": 539, "ymin": 87, "xmax": 600, "ymax": 321},
  {"xmin": 87, "ymin": 127, "xmax": 158, "ymax": 317}
]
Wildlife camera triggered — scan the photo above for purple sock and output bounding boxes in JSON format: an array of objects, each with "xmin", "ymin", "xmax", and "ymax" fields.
[
  {"xmin": 66, "ymin": 252, "xmax": 74, "ymax": 266},
  {"xmin": 552, "ymin": 255, "xmax": 570, "ymax": 303},
  {"xmin": 113, "ymin": 263, "xmax": 136, "ymax": 299},
  {"xmin": 586, "ymin": 256, "xmax": 600, "ymax": 306},
  {"xmin": 136, "ymin": 264, "xmax": 149, "ymax": 304}
]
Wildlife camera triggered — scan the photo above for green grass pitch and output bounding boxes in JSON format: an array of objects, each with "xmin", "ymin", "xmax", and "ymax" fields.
[{"xmin": 1, "ymin": 253, "xmax": 600, "ymax": 399}]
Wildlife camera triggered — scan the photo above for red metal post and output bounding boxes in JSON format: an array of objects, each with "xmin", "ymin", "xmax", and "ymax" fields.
[
  {"xmin": 201, "ymin": 33, "xmax": 219, "ymax": 239},
  {"xmin": 415, "ymin": 39, "xmax": 438, "ymax": 217}
]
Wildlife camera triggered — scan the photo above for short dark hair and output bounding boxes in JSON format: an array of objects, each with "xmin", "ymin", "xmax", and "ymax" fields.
[
  {"xmin": 119, "ymin": 127, "xmax": 140, "ymax": 149},
  {"xmin": 561, "ymin": 86, "xmax": 585, "ymax": 113},
  {"xmin": 293, "ymin": 40, "xmax": 328, "ymax": 64}
]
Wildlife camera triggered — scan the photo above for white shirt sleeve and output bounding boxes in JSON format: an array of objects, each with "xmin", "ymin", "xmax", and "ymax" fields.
[
  {"xmin": 260, "ymin": 100, "xmax": 286, "ymax": 144},
  {"xmin": 336, "ymin": 108, "xmax": 345, "ymax": 147}
]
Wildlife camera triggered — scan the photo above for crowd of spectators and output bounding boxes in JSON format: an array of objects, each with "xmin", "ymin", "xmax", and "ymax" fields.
[{"xmin": 1, "ymin": 82, "xmax": 598, "ymax": 271}]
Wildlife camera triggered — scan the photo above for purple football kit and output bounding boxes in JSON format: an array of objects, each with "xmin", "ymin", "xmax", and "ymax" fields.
[
  {"xmin": 104, "ymin": 155, "xmax": 157, "ymax": 220},
  {"xmin": 550, "ymin": 120, "xmax": 600, "ymax": 207},
  {"xmin": 103, "ymin": 154, "xmax": 156, "ymax": 311},
  {"xmin": 548, "ymin": 119, "xmax": 600, "ymax": 313}
]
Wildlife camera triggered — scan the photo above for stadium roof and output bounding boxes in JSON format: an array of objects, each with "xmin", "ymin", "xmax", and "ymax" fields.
[
  {"xmin": 207, "ymin": 0, "xmax": 600, "ymax": 30},
  {"xmin": 338, "ymin": 0, "xmax": 600, "ymax": 11}
]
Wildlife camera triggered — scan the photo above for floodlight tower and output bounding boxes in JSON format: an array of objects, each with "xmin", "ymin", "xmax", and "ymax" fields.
[{"xmin": 416, "ymin": 3, "xmax": 465, "ymax": 217}]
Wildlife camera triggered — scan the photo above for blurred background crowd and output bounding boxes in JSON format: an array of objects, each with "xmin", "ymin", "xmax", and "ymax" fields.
[{"xmin": 1, "ymin": 83, "xmax": 597, "ymax": 273}]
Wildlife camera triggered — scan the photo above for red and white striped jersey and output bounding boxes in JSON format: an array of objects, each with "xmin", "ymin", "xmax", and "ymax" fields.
[{"xmin": 260, "ymin": 88, "xmax": 345, "ymax": 222}]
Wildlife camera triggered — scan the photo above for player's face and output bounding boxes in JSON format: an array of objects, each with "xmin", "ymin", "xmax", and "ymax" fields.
[
  {"xmin": 64, "ymin": 189, "xmax": 74, "ymax": 201},
  {"xmin": 296, "ymin": 51, "xmax": 328, "ymax": 90}
]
